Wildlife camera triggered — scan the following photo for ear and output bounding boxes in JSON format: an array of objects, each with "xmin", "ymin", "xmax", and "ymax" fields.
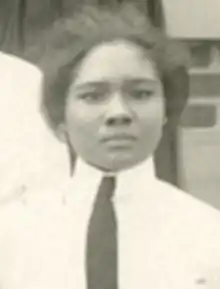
[
  {"xmin": 55, "ymin": 123, "xmax": 67, "ymax": 143},
  {"xmin": 163, "ymin": 116, "xmax": 168, "ymax": 126}
]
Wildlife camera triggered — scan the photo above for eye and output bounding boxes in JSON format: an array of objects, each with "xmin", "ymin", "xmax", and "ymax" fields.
[
  {"xmin": 129, "ymin": 89, "xmax": 154, "ymax": 100},
  {"xmin": 78, "ymin": 91, "xmax": 105, "ymax": 102}
]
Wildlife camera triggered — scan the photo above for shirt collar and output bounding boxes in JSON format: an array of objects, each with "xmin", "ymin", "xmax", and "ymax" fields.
[{"xmin": 64, "ymin": 156, "xmax": 157, "ymax": 203}]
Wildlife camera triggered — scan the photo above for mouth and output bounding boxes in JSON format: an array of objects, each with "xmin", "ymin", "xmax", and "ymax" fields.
[{"xmin": 101, "ymin": 134, "xmax": 137, "ymax": 147}]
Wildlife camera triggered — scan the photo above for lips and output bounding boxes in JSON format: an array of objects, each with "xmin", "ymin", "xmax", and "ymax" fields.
[{"xmin": 101, "ymin": 134, "xmax": 137, "ymax": 145}]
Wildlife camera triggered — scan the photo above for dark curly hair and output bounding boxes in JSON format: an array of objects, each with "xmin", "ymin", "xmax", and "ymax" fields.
[{"xmin": 27, "ymin": 3, "xmax": 190, "ymax": 132}]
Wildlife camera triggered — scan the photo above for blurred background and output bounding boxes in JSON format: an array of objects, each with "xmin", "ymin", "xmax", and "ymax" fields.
[{"xmin": 1, "ymin": 0, "xmax": 220, "ymax": 209}]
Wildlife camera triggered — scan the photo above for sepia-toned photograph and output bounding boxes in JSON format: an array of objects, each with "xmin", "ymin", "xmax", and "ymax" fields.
[{"xmin": 0, "ymin": 0, "xmax": 220, "ymax": 288}]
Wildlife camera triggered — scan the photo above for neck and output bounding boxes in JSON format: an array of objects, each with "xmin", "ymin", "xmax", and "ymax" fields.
[{"xmin": 74, "ymin": 156, "xmax": 155, "ymax": 178}]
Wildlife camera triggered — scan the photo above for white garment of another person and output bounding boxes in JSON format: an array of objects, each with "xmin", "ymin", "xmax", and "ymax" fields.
[{"xmin": 0, "ymin": 52, "xmax": 68, "ymax": 200}]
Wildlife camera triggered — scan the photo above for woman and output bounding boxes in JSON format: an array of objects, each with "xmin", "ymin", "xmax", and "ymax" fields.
[
  {"xmin": 1, "ymin": 4, "xmax": 220, "ymax": 289},
  {"xmin": 36, "ymin": 3, "xmax": 189, "ymax": 174}
]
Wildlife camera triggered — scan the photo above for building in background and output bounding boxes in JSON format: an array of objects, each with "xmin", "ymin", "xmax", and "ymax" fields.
[{"xmin": 162, "ymin": 0, "xmax": 220, "ymax": 209}]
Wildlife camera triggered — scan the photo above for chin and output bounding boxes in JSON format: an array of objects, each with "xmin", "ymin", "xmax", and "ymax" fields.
[{"xmin": 107, "ymin": 154, "xmax": 140, "ymax": 172}]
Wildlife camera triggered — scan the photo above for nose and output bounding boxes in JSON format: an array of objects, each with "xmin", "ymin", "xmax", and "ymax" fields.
[{"xmin": 105, "ymin": 93, "xmax": 132, "ymax": 126}]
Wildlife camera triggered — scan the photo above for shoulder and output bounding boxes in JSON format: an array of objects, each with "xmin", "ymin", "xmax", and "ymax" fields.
[
  {"xmin": 0, "ymin": 179, "xmax": 59, "ymax": 234},
  {"xmin": 0, "ymin": 52, "xmax": 42, "ymax": 100},
  {"xmin": 0, "ymin": 52, "xmax": 41, "ymax": 77},
  {"xmin": 152, "ymin": 180, "xmax": 220, "ymax": 274},
  {"xmin": 0, "ymin": 52, "xmax": 42, "ymax": 111},
  {"xmin": 155, "ymin": 180, "xmax": 220, "ymax": 247},
  {"xmin": 156, "ymin": 179, "xmax": 220, "ymax": 223},
  {"xmin": 0, "ymin": 164, "xmax": 69, "ymax": 214}
]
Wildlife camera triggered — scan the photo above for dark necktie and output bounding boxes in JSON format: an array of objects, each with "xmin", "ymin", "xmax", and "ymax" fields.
[{"xmin": 86, "ymin": 176, "xmax": 118, "ymax": 289}]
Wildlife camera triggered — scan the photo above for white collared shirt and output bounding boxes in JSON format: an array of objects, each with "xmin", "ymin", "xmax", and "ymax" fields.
[{"xmin": 1, "ymin": 157, "xmax": 220, "ymax": 289}]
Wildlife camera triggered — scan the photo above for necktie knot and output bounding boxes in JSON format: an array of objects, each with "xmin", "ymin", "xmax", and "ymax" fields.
[{"xmin": 99, "ymin": 176, "xmax": 116, "ymax": 200}]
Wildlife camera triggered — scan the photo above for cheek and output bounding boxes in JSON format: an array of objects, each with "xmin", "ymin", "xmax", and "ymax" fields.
[
  {"xmin": 137, "ymin": 98, "xmax": 165, "ymax": 131},
  {"xmin": 64, "ymin": 101, "xmax": 101, "ymax": 140}
]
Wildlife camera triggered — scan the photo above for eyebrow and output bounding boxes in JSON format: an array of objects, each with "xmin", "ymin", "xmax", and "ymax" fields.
[
  {"xmin": 73, "ymin": 78, "xmax": 159, "ymax": 91},
  {"xmin": 73, "ymin": 81, "xmax": 108, "ymax": 91},
  {"xmin": 124, "ymin": 78, "xmax": 159, "ymax": 86}
]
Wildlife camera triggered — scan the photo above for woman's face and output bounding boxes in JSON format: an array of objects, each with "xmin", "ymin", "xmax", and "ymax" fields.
[{"xmin": 64, "ymin": 40, "xmax": 165, "ymax": 171}]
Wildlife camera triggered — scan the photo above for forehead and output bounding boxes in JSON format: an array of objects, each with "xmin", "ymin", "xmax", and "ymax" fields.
[{"xmin": 73, "ymin": 40, "xmax": 158, "ymax": 86}]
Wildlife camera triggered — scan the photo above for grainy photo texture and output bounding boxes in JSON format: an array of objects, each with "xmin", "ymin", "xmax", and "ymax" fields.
[{"xmin": 0, "ymin": 1, "xmax": 220, "ymax": 289}]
